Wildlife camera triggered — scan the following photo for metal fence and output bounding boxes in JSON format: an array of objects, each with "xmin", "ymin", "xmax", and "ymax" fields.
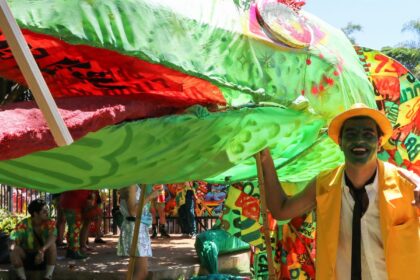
[
  {"xmin": 0, "ymin": 186, "xmax": 121, "ymax": 234},
  {"xmin": 0, "ymin": 185, "xmax": 12, "ymax": 212},
  {"xmin": 0, "ymin": 185, "xmax": 219, "ymax": 234},
  {"xmin": 0, "ymin": 184, "xmax": 51, "ymax": 214}
]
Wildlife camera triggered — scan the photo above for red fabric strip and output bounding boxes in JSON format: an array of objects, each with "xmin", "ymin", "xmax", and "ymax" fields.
[
  {"xmin": 0, "ymin": 29, "xmax": 225, "ymax": 106},
  {"xmin": 0, "ymin": 95, "xmax": 187, "ymax": 160}
]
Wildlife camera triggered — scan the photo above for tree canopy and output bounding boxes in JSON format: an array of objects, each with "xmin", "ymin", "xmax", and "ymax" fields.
[
  {"xmin": 341, "ymin": 22, "xmax": 363, "ymax": 44},
  {"xmin": 382, "ymin": 19, "xmax": 420, "ymax": 79}
]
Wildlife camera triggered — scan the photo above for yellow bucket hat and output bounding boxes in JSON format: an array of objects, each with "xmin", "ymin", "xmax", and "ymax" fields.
[{"xmin": 328, "ymin": 103, "xmax": 393, "ymax": 146}]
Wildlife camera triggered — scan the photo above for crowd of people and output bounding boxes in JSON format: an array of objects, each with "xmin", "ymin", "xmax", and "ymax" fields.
[{"xmin": 6, "ymin": 181, "xmax": 218, "ymax": 280}]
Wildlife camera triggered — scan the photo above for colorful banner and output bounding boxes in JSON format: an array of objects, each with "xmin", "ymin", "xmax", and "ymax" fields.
[
  {"xmin": 355, "ymin": 47, "xmax": 420, "ymax": 174},
  {"xmin": 220, "ymin": 182, "xmax": 277, "ymax": 252},
  {"xmin": 253, "ymin": 251, "xmax": 270, "ymax": 279},
  {"xmin": 276, "ymin": 211, "xmax": 316, "ymax": 280},
  {"xmin": 195, "ymin": 182, "xmax": 227, "ymax": 217},
  {"xmin": 163, "ymin": 182, "xmax": 227, "ymax": 217}
]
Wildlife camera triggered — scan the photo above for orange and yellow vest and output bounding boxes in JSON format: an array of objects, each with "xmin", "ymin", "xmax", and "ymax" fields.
[{"xmin": 315, "ymin": 161, "xmax": 420, "ymax": 280}]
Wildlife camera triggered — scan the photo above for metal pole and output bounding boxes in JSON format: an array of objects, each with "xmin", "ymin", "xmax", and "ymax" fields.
[
  {"xmin": 0, "ymin": 0, "xmax": 73, "ymax": 146},
  {"xmin": 7, "ymin": 185, "xmax": 12, "ymax": 212},
  {"xmin": 255, "ymin": 152, "xmax": 277, "ymax": 280}
]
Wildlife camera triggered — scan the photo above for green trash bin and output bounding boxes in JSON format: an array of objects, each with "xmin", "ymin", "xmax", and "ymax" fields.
[{"xmin": 195, "ymin": 229, "xmax": 250, "ymax": 274}]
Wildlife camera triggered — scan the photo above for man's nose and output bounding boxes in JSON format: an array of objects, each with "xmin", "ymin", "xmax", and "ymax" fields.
[{"xmin": 353, "ymin": 133, "xmax": 365, "ymax": 142}]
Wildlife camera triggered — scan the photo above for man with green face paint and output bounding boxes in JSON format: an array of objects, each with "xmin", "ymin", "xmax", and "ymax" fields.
[{"xmin": 260, "ymin": 103, "xmax": 420, "ymax": 280}]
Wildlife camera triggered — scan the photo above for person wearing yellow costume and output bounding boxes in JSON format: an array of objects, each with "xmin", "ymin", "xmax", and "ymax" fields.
[{"xmin": 260, "ymin": 103, "xmax": 420, "ymax": 280}]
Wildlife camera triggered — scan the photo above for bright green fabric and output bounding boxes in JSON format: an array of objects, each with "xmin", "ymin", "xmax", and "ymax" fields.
[
  {"xmin": 0, "ymin": 107, "xmax": 342, "ymax": 192},
  {"xmin": 2, "ymin": 0, "xmax": 378, "ymax": 193}
]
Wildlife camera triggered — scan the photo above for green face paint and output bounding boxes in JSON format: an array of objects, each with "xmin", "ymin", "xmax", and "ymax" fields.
[{"xmin": 340, "ymin": 118, "xmax": 380, "ymax": 165}]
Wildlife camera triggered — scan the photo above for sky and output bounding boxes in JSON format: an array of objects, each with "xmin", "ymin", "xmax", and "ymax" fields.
[{"xmin": 303, "ymin": 0, "xmax": 419, "ymax": 50}]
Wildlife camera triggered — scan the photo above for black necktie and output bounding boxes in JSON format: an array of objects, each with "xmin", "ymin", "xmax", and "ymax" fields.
[
  {"xmin": 345, "ymin": 171, "xmax": 375, "ymax": 280},
  {"xmin": 351, "ymin": 187, "xmax": 364, "ymax": 280}
]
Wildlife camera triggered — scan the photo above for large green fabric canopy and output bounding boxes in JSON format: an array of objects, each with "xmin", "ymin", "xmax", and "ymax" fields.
[
  {"xmin": 0, "ymin": 107, "xmax": 344, "ymax": 192},
  {"xmin": 0, "ymin": 0, "xmax": 376, "ymax": 193}
]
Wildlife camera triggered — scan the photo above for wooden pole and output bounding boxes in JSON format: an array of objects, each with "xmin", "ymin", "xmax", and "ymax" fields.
[
  {"xmin": 126, "ymin": 184, "xmax": 146, "ymax": 280},
  {"xmin": 0, "ymin": 0, "xmax": 73, "ymax": 146},
  {"xmin": 255, "ymin": 152, "xmax": 277, "ymax": 280}
]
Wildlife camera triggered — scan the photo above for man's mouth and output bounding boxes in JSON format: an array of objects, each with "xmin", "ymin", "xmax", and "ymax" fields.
[{"xmin": 350, "ymin": 146, "xmax": 369, "ymax": 156}]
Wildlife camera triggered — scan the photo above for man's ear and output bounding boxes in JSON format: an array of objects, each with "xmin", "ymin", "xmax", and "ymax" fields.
[{"xmin": 377, "ymin": 136, "xmax": 383, "ymax": 152}]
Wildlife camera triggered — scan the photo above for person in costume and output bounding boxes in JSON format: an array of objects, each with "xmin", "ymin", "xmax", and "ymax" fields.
[
  {"xmin": 91, "ymin": 190, "xmax": 106, "ymax": 244},
  {"xmin": 80, "ymin": 190, "xmax": 105, "ymax": 250},
  {"xmin": 177, "ymin": 181, "xmax": 197, "ymax": 238},
  {"xmin": 59, "ymin": 190, "xmax": 98, "ymax": 259},
  {"xmin": 260, "ymin": 103, "xmax": 420, "ymax": 279},
  {"xmin": 117, "ymin": 184, "xmax": 160, "ymax": 280},
  {"xmin": 9, "ymin": 199, "xmax": 57, "ymax": 280},
  {"xmin": 150, "ymin": 184, "xmax": 170, "ymax": 238}
]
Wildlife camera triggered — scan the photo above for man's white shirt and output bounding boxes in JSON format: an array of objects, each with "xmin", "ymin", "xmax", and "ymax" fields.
[{"xmin": 336, "ymin": 172, "xmax": 387, "ymax": 280}]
